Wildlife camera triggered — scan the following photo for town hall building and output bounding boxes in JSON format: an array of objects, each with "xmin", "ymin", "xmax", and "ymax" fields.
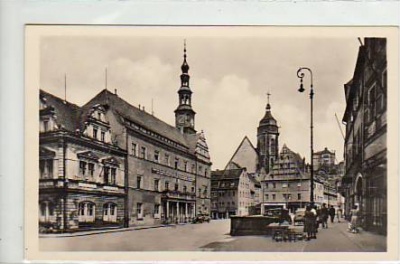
[{"xmin": 39, "ymin": 43, "xmax": 212, "ymax": 232}]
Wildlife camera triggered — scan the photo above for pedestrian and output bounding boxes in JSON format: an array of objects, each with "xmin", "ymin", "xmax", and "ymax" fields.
[
  {"xmin": 337, "ymin": 206, "xmax": 342, "ymax": 223},
  {"xmin": 329, "ymin": 205, "xmax": 336, "ymax": 223},
  {"xmin": 304, "ymin": 205, "xmax": 316, "ymax": 240},
  {"xmin": 313, "ymin": 205, "xmax": 319, "ymax": 233},
  {"xmin": 320, "ymin": 203, "xmax": 329, "ymax": 228},
  {"xmin": 350, "ymin": 205, "xmax": 359, "ymax": 233}
]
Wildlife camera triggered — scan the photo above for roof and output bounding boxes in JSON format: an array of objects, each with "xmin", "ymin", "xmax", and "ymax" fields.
[
  {"xmin": 211, "ymin": 168, "xmax": 245, "ymax": 180},
  {"xmin": 40, "ymin": 90, "xmax": 81, "ymax": 132},
  {"xmin": 314, "ymin": 147, "xmax": 335, "ymax": 155},
  {"xmin": 40, "ymin": 89, "xmax": 205, "ymax": 156},
  {"xmin": 259, "ymin": 104, "xmax": 277, "ymax": 126},
  {"xmin": 83, "ymin": 89, "xmax": 193, "ymax": 147},
  {"xmin": 281, "ymin": 144, "xmax": 303, "ymax": 163},
  {"xmin": 224, "ymin": 135, "xmax": 258, "ymax": 172},
  {"xmin": 248, "ymin": 174, "xmax": 261, "ymax": 187}
]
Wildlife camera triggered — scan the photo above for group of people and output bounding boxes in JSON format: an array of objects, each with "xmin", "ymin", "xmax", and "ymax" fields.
[{"xmin": 302, "ymin": 203, "xmax": 343, "ymax": 240}]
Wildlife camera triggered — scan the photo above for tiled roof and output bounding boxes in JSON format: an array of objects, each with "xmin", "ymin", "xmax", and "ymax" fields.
[
  {"xmin": 185, "ymin": 133, "xmax": 201, "ymax": 154},
  {"xmin": 82, "ymin": 89, "xmax": 194, "ymax": 149},
  {"xmin": 211, "ymin": 168, "xmax": 244, "ymax": 180},
  {"xmin": 40, "ymin": 89, "xmax": 203, "ymax": 155},
  {"xmin": 40, "ymin": 90, "xmax": 81, "ymax": 132}
]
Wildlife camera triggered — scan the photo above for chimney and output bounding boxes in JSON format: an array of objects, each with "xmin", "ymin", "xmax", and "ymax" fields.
[{"xmin": 114, "ymin": 89, "xmax": 117, "ymax": 95}]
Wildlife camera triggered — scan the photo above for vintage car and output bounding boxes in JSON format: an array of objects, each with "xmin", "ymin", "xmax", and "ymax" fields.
[
  {"xmin": 192, "ymin": 214, "xmax": 211, "ymax": 223},
  {"xmin": 293, "ymin": 208, "xmax": 306, "ymax": 225}
]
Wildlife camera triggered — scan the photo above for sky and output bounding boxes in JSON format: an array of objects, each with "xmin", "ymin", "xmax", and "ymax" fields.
[{"xmin": 39, "ymin": 28, "xmax": 361, "ymax": 170}]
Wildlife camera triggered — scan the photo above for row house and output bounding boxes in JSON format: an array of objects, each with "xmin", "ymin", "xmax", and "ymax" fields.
[
  {"xmin": 210, "ymin": 167, "xmax": 257, "ymax": 219},
  {"xmin": 341, "ymin": 38, "xmax": 387, "ymax": 235}
]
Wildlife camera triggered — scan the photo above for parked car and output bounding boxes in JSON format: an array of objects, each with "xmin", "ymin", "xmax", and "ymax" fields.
[
  {"xmin": 294, "ymin": 208, "xmax": 306, "ymax": 225},
  {"xmin": 263, "ymin": 208, "xmax": 292, "ymax": 225},
  {"xmin": 192, "ymin": 214, "xmax": 211, "ymax": 223}
]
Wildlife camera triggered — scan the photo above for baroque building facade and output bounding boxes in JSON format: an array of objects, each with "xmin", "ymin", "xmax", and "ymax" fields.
[
  {"xmin": 313, "ymin": 147, "xmax": 336, "ymax": 172},
  {"xmin": 39, "ymin": 91, "xmax": 127, "ymax": 232},
  {"xmin": 341, "ymin": 38, "xmax": 387, "ymax": 235},
  {"xmin": 39, "ymin": 44, "xmax": 212, "ymax": 232},
  {"xmin": 260, "ymin": 144, "xmax": 326, "ymax": 213}
]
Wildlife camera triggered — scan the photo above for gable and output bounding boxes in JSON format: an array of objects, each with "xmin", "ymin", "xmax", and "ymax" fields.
[
  {"xmin": 77, "ymin": 151, "xmax": 100, "ymax": 161},
  {"xmin": 39, "ymin": 147, "xmax": 56, "ymax": 159},
  {"xmin": 227, "ymin": 136, "xmax": 258, "ymax": 173}
]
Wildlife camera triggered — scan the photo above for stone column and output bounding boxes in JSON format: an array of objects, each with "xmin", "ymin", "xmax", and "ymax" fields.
[
  {"xmin": 185, "ymin": 203, "xmax": 188, "ymax": 222},
  {"xmin": 176, "ymin": 202, "xmax": 180, "ymax": 223},
  {"xmin": 166, "ymin": 201, "xmax": 170, "ymax": 223}
]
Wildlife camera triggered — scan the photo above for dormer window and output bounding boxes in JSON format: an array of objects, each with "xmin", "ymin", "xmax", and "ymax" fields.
[{"xmin": 83, "ymin": 105, "xmax": 111, "ymax": 143}]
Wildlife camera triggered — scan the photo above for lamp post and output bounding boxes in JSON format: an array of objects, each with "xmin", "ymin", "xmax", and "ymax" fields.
[{"xmin": 296, "ymin": 67, "xmax": 315, "ymax": 205}]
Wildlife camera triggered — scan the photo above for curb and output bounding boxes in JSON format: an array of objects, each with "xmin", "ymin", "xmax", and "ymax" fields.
[{"xmin": 39, "ymin": 223, "xmax": 183, "ymax": 238}]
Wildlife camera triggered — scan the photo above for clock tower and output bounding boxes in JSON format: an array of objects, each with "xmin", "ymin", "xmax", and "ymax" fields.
[
  {"xmin": 175, "ymin": 41, "xmax": 196, "ymax": 134},
  {"xmin": 257, "ymin": 93, "xmax": 279, "ymax": 173}
]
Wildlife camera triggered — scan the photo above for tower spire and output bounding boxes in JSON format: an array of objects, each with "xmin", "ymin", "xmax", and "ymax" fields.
[
  {"xmin": 181, "ymin": 39, "xmax": 190, "ymax": 78},
  {"xmin": 258, "ymin": 89, "xmax": 279, "ymax": 173},
  {"xmin": 175, "ymin": 39, "xmax": 196, "ymax": 134},
  {"xmin": 64, "ymin": 73, "xmax": 67, "ymax": 104},
  {"xmin": 105, "ymin": 67, "xmax": 108, "ymax": 90},
  {"xmin": 184, "ymin": 39, "xmax": 187, "ymax": 60},
  {"xmin": 266, "ymin": 90, "xmax": 272, "ymax": 111}
]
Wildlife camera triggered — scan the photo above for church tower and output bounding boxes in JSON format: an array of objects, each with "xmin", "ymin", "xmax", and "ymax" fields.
[
  {"xmin": 257, "ymin": 93, "xmax": 279, "ymax": 173},
  {"xmin": 175, "ymin": 41, "xmax": 196, "ymax": 134}
]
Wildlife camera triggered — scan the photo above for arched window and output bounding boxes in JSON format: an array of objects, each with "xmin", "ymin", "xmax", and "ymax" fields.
[
  {"xmin": 78, "ymin": 202, "xmax": 96, "ymax": 223},
  {"xmin": 103, "ymin": 203, "xmax": 117, "ymax": 222}
]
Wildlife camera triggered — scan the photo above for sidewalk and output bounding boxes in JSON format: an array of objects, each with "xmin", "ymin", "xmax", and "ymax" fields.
[
  {"xmin": 336, "ymin": 220, "xmax": 386, "ymax": 252},
  {"xmin": 39, "ymin": 223, "xmax": 184, "ymax": 238}
]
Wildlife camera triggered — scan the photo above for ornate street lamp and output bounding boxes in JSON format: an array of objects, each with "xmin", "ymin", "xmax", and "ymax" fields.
[{"xmin": 297, "ymin": 67, "xmax": 315, "ymax": 205}]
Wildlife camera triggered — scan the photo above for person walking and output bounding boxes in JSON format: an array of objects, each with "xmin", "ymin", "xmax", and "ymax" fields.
[
  {"xmin": 313, "ymin": 205, "xmax": 319, "ymax": 233},
  {"xmin": 304, "ymin": 205, "xmax": 317, "ymax": 240},
  {"xmin": 320, "ymin": 203, "xmax": 329, "ymax": 228},
  {"xmin": 337, "ymin": 206, "xmax": 343, "ymax": 223},
  {"xmin": 350, "ymin": 205, "xmax": 359, "ymax": 233},
  {"xmin": 329, "ymin": 205, "xmax": 336, "ymax": 223}
]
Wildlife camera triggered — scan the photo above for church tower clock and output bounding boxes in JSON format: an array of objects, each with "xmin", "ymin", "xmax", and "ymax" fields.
[
  {"xmin": 175, "ymin": 41, "xmax": 196, "ymax": 134},
  {"xmin": 257, "ymin": 93, "xmax": 279, "ymax": 173}
]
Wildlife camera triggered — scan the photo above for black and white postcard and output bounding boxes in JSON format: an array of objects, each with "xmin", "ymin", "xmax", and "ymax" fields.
[{"xmin": 24, "ymin": 25, "xmax": 399, "ymax": 262}]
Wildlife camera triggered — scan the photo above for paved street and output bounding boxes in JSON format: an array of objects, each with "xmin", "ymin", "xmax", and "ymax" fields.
[{"xmin": 40, "ymin": 219, "xmax": 386, "ymax": 252}]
